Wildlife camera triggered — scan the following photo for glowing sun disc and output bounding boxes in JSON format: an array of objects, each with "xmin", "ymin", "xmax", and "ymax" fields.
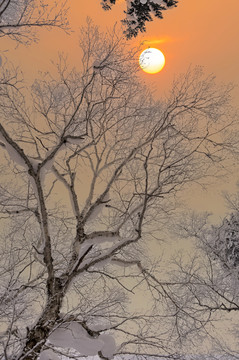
[{"xmin": 139, "ymin": 48, "xmax": 165, "ymax": 74}]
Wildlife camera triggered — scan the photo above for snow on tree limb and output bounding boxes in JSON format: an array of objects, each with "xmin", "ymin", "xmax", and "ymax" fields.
[{"xmin": 0, "ymin": 122, "xmax": 35, "ymax": 171}]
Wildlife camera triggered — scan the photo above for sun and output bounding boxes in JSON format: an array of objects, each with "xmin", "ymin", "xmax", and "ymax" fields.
[{"xmin": 139, "ymin": 48, "xmax": 165, "ymax": 74}]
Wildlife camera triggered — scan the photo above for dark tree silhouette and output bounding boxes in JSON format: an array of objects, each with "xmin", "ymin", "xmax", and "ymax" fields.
[{"xmin": 101, "ymin": 0, "xmax": 178, "ymax": 38}]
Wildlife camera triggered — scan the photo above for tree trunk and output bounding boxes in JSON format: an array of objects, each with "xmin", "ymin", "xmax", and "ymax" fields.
[{"xmin": 17, "ymin": 278, "xmax": 64, "ymax": 360}]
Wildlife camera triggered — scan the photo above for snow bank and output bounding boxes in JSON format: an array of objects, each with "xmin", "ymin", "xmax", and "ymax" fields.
[
  {"xmin": 48, "ymin": 322, "xmax": 116, "ymax": 358},
  {"xmin": 48, "ymin": 322, "xmax": 102, "ymax": 355}
]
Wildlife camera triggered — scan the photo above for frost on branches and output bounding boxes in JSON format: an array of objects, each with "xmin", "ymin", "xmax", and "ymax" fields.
[
  {"xmin": 207, "ymin": 213, "xmax": 239, "ymax": 269},
  {"xmin": 101, "ymin": 0, "xmax": 178, "ymax": 38},
  {"xmin": 0, "ymin": 21, "xmax": 237, "ymax": 360},
  {"xmin": 0, "ymin": 0, "xmax": 69, "ymax": 44}
]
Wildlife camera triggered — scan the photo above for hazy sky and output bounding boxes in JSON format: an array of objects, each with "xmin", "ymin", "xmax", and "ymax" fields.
[
  {"xmin": 2, "ymin": 0, "xmax": 239, "ymax": 219},
  {"xmin": 4, "ymin": 0, "xmax": 239, "ymax": 93}
]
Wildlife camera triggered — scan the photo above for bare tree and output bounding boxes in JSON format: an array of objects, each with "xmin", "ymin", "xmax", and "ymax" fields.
[
  {"xmin": 0, "ymin": 0, "xmax": 69, "ymax": 45},
  {"xmin": 0, "ymin": 21, "xmax": 236, "ymax": 360}
]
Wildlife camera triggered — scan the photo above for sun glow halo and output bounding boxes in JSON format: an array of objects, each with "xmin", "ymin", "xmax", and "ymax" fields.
[{"xmin": 139, "ymin": 48, "xmax": 165, "ymax": 74}]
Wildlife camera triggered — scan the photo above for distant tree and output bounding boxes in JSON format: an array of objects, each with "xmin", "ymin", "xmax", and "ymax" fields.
[
  {"xmin": 0, "ymin": 22, "xmax": 236, "ymax": 360},
  {"xmin": 207, "ymin": 213, "xmax": 239, "ymax": 268},
  {"xmin": 211, "ymin": 190, "xmax": 239, "ymax": 270},
  {"xmin": 0, "ymin": 0, "xmax": 69, "ymax": 45},
  {"xmin": 101, "ymin": 0, "xmax": 178, "ymax": 38},
  {"xmin": 181, "ymin": 190, "xmax": 239, "ymax": 271},
  {"xmin": 171, "ymin": 194, "xmax": 239, "ymax": 356}
]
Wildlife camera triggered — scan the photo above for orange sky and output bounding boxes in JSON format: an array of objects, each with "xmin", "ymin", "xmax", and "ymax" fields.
[
  {"xmin": 3, "ymin": 0, "xmax": 239, "ymax": 98},
  {"xmin": 2, "ymin": 0, "xmax": 239, "ymax": 218}
]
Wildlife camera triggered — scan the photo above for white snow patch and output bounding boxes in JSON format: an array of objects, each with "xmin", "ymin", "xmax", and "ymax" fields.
[
  {"xmin": 48, "ymin": 323, "xmax": 115, "ymax": 358},
  {"xmin": 48, "ymin": 323, "xmax": 104, "ymax": 356}
]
